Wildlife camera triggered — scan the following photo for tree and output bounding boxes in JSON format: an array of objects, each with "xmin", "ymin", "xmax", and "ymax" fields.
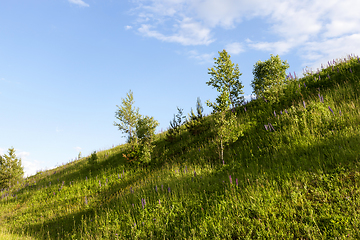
[
  {"xmin": 213, "ymin": 108, "xmax": 240, "ymax": 163},
  {"xmin": 189, "ymin": 97, "xmax": 204, "ymax": 121},
  {"xmin": 135, "ymin": 116, "xmax": 159, "ymax": 164},
  {"xmin": 114, "ymin": 90, "xmax": 141, "ymax": 145},
  {"xmin": 166, "ymin": 107, "xmax": 186, "ymax": 142},
  {"xmin": 206, "ymin": 49, "xmax": 244, "ymax": 111},
  {"xmin": 251, "ymin": 54, "xmax": 290, "ymax": 102},
  {"xmin": 206, "ymin": 50, "xmax": 244, "ymax": 162},
  {"xmin": 0, "ymin": 147, "xmax": 24, "ymax": 189},
  {"xmin": 186, "ymin": 97, "xmax": 206, "ymax": 136},
  {"xmin": 136, "ymin": 115, "xmax": 159, "ymax": 141}
]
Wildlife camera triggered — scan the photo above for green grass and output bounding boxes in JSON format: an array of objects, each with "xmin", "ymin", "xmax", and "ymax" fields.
[{"xmin": 1, "ymin": 55, "xmax": 360, "ymax": 239}]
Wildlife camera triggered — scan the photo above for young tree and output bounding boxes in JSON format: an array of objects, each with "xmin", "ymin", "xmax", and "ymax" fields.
[
  {"xmin": 251, "ymin": 54, "xmax": 290, "ymax": 102},
  {"xmin": 0, "ymin": 147, "xmax": 24, "ymax": 189},
  {"xmin": 114, "ymin": 90, "xmax": 141, "ymax": 145},
  {"xmin": 206, "ymin": 51, "xmax": 244, "ymax": 162},
  {"xmin": 136, "ymin": 115, "xmax": 159, "ymax": 140},
  {"xmin": 135, "ymin": 116, "xmax": 159, "ymax": 164},
  {"xmin": 186, "ymin": 97, "xmax": 206, "ymax": 136},
  {"xmin": 189, "ymin": 97, "xmax": 204, "ymax": 121},
  {"xmin": 206, "ymin": 49, "xmax": 244, "ymax": 111}
]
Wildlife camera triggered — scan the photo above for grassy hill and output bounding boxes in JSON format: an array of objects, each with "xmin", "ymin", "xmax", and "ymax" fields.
[{"xmin": 1, "ymin": 55, "xmax": 360, "ymax": 239}]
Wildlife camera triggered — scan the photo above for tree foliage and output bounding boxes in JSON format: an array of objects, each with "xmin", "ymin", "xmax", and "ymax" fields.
[
  {"xmin": 206, "ymin": 49, "xmax": 244, "ymax": 111},
  {"xmin": 186, "ymin": 97, "xmax": 206, "ymax": 136},
  {"xmin": 206, "ymin": 50, "xmax": 244, "ymax": 162},
  {"xmin": 114, "ymin": 90, "xmax": 141, "ymax": 145},
  {"xmin": 251, "ymin": 54, "xmax": 290, "ymax": 102},
  {"xmin": 213, "ymin": 110, "xmax": 241, "ymax": 162},
  {"xmin": 136, "ymin": 116, "xmax": 159, "ymax": 141},
  {"xmin": 0, "ymin": 147, "xmax": 24, "ymax": 189},
  {"xmin": 166, "ymin": 107, "xmax": 186, "ymax": 142}
]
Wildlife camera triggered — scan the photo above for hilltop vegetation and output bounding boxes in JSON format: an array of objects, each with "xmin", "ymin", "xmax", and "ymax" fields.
[{"xmin": 1, "ymin": 54, "xmax": 360, "ymax": 239}]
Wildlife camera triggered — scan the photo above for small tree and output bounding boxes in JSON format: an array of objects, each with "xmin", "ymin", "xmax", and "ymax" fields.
[
  {"xmin": 251, "ymin": 54, "xmax": 290, "ymax": 102},
  {"xmin": 0, "ymin": 147, "xmax": 24, "ymax": 189},
  {"xmin": 135, "ymin": 116, "xmax": 159, "ymax": 164},
  {"xmin": 186, "ymin": 97, "xmax": 206, "ymax": 136},
  {"xmin": 114, "ymin": 90, "xmax": 141, "ymax": 146},
  {"xmin": 206, "ymin": 49, "xmax": 244, "ymax": 111},
  {"xmin": 206, "ymin": 50, "xmax": 244, "ymax": 162},
  {"xmin": 207, "ymin": 90, "xmax": 241, "ymax": 162},
  {"xmin": 166, "ymin": 107, "xmax": 186, "ymax": 142}
]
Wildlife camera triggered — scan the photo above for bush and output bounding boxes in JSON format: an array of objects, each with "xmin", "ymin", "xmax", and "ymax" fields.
[{"xmin": 88, "ymin": 151, "xmax": 98, "ymax": 165}]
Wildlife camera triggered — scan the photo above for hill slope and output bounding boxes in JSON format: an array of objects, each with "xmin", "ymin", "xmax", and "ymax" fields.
[{"xmin": 1, "ymin": 56, "xmax": 360, "ymax": 239}]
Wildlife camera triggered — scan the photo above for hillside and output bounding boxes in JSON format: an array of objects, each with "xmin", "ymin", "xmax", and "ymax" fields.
[{"xmin": 1, "ymin": 55, "xmax": 360, "ymax": 239}]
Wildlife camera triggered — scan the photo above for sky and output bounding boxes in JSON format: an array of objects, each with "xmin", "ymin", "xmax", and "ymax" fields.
[{"xmin": 1, "ymin": 0, "xmax": 359, "ymax": 177}]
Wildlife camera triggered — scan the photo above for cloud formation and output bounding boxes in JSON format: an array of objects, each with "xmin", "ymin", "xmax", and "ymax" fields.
[
  {"xmin": 68, "ymin": 0, "xmax": 89, "ymax": 7},
  {"xmin": 225, "ymin": 42, "xmax": 244, "ymax": 55},
  {"xmin": 131, "ymin": 0, "xmax": 360, "ymax": 66}
]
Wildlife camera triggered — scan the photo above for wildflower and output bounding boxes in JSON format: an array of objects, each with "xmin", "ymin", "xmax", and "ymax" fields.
[
  {"xmin": 303, "ymin": 101, "xmax": 306, "ymax": 108},
  {"xmin": 99, "ymin": 180, "xmax": 101, "ymax": 188},
  {"xmin": 223, "ymin": 160, "xmax": 225, "ymax": 165},
  {"xmin": 294, "ymin": 72, "xmax": 297, "ymax": 79},
  {"xmin": 350, "ymin": 68, "xmax": 353, "ymax": 73},
  {"xmin": 85, "ymin": 196, "xmax": 88, "ymax": 205},
  {"xmin": 118, "ymin": 174, "xmax": 120, "ymax": 179},
  {"xmin": 244, "ymin": 107, "xmax": 247, "ymax": 112},
  {"xmin": 358, "ymin": 56, "xmax": 360, "ymax": 63},
  {"xmin": 106, "ymin": 178, "xmax": 108, "ymax": 185},
  {"xmin": 236, "ymin": 178, "xmax": 238, "ymax": 187},
  {"xmin": 168, "ymin": 187, "xmax": 171, "ymax": 193},
  {"xmin": 319, "ymin": 75, "xmax": 321, "ymax": 81},
  {"xmin": 327, "ymin": 74, "xmax": 330, "ymax": 80},
  {"xmin": 328, "ymin": 106, "xmax": 334, "ymax": 115},
  {"xmin": 161, "ymin": 184, "xmax": 163, "ymax": 190},
  {"xmin": 284, "ymin": 109, "xmax": 288, "ymax": 114},
  {"xmin": 159, "ymin": 199, "xmax": 161, "ymax": 205},
  {"xmin": 304, "ymin": 83, "xmax": 307, "ymax": 88},
  {"xmin": 194, "ymin": 171, "xmax": 196, "ymax": 177},
  {"xmin": 274, "ymin": 111, "xmax": 276, "ymax": 117},
  {"xmin": 269, "ymin": 123, "xmax": 275, "ymax": 132},
  {"xmin": 229, "ymin": 175, "xmax": 232, "ymax": 184},
  {"xmin": 339, "ymin": 110, "xmax": 342, "ymax": 116},
  {"xmin": 337, "ymin": 67, "xmax": 339, "ymax": 73},
  {"xmin": 280, "ymin": 110, "xmax": 282, "ymax": 115},
  {"xmin": 155, "ymin": 185, "xmax": 158, "ymax": 192},
  {"xmin": 264, "ymin": 125, "xmax": 268, "ymax": 131},
  {"xmin": 332, "ymin": 66, "xmax": 334, "ymax": 71},
  {"xmin": 141, "ymin": 198, "xmax": 146, "ymax": 209}
]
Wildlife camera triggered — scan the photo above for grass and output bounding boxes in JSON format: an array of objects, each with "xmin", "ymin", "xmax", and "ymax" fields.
[{"xmin": 1, "ymin": 55, "xmax": 360, "ymax": 239}]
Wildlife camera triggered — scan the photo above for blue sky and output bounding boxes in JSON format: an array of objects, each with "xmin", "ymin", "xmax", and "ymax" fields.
[{"xmin": 1, "ymin": 0, "xmax": 359, "ymax": 177}]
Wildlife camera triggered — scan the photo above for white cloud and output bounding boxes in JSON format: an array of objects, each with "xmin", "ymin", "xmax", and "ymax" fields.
[
  {"xmin": 16, "ymin": 151, "xmax": 30, "ymax": 159},
  {"xmin": 131, "ymin": 0, "xmax": 360, "ymax": 67},
  {"xmin": 125, "ymin": 25, "xmax": 133, "ymax": 30},
  {"xmin": 74, "ymin": 146, "xmax": 82, "ymax": 152},
  {"xmin": 187, "ymin": 50, "xmax": 214, "ymax": 64},
  {"xmin": 138, "ymin": 19, "xmax": 214, "ymax": 45},
  {"xmin": 225, "ymin": 42, "xmax": 244, "ymax": 55},
  {"xmin": 22, "ymin": 159, "xmax": 44, "ymax": 178},
  {"xmin": 68, "ymin": 0, "xmax": 89, "ymax": 7}
]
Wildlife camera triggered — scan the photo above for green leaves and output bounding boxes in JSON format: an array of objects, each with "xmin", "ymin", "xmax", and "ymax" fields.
[
  {"xmin": 0, "ymin": 147, "xmax": 24, "ymax": 189},
  {"xmin": 251, "ymin": 54, "xmax": 290, "ymax": 103},
  {"xmin": 206, "ymin": 50, "xmax": 244, "ymax": 112},
  {"xmin": 114, "ymin": 90, "xmax": 141, "ymax": 144},
  {"xmin": 136, "ymin": 116, "xmax": 159, "ymax": 141}
]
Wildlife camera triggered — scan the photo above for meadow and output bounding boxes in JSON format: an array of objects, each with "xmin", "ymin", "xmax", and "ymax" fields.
[{"xmin": 1, "ymin": 55, "xmax": 360, "ymax": 239}]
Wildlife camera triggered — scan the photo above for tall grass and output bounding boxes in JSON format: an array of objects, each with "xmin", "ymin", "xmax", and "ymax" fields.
[{"xmin": 1, "ymin": 55, "xmax": 360, "ymax": 239}]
